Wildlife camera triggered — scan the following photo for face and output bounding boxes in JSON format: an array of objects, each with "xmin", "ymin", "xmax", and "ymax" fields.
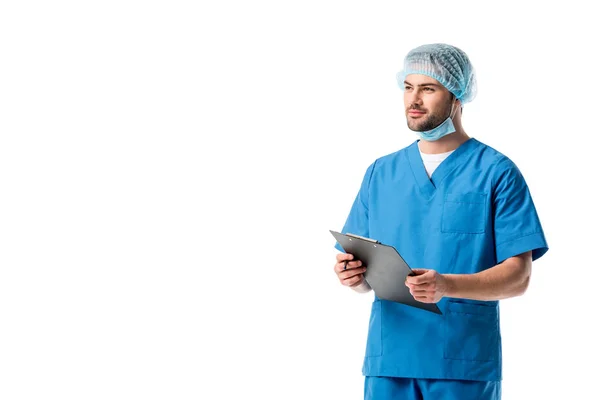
[{"xmin": 403, "ymin": 74, "xmax": 456, "ymax": 132}]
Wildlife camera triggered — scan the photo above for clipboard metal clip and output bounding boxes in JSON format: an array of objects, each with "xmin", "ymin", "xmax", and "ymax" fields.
[{"xmin": 346, "ymin": 233, "xmax": 380, "ymax": 244}]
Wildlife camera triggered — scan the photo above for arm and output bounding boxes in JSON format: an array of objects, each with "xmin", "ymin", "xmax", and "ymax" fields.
[
  {"xmin": 405, "ymin": 251, "xmax": 532, "ymax": 302},
  {"xmin": 333, "ymin": 162, "xmax": 377, "ymax": 292},
  {"xmin": 444, "ymin": 251, "xmax": 532, "ymax": 301}
]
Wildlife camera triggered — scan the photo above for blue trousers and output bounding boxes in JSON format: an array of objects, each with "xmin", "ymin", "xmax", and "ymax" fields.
[{"xmin": 364, "ymin": 376, "xmax": 501, "ymax": 400}]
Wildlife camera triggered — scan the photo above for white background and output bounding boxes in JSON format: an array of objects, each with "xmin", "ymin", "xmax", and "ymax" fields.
[{"xmin": 1, "ymin": 1, "xmax": 598, "ymax": 399}]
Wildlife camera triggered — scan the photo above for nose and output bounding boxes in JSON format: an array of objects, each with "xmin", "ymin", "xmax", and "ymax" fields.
[{"xmin": 406, "ymin": 90, "xmax": 422, "ymax": 107}]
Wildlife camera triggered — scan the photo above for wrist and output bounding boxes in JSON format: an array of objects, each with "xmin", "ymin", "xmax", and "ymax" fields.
[
  {"xmin": 351, "ymin": 280, "xmax": 371, "ymax": 293},
  {"xmin": 443, "ymin": 274, "xmax": 458, "ymax": 298}
]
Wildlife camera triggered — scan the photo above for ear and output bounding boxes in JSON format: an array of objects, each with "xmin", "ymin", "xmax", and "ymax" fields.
[{"xmin": 454, "ymin": 97, "xmax": 463, "ymax": 112}]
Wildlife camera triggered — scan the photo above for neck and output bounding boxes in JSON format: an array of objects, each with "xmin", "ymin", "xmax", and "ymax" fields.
[
  {"xmin": 418, "ymin": 130, "xmax": 470, "ymax": 154},
  {"xmin": 418, "ymin": 109, "xmax": 469, "ymax": 154}
]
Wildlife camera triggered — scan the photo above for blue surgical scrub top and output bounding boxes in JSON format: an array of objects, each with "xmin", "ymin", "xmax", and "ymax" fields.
[{"xmin": 335, "ymin": 138, "xmax": 548, "ymax": 382}]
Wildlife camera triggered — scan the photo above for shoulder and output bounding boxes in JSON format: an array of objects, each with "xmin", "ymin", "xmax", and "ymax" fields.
[
  {"xmin": 472, "ymin": 139, "xmax": 527, "ymax": 190},
  {"xmin": 370, "ymin": 141, "xmax": 417, "ymax": 170},
  {"xmin": 355, "ymin": 142, "xmax": 416, "ymax": 189},
  {"xmin": 472, "ymin": 139, "xmax": 522, "ymax": 177}
]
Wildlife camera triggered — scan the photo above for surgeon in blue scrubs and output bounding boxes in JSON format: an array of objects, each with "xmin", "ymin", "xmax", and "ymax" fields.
[{"xmin": 333, "ymin": 43, "xmax": 548, "ymax": 400}]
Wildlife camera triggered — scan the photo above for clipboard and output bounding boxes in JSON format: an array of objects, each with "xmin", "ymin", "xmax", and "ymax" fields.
[{"xmin": 330, "ymin": 230, "xmax": 442, "ymax": 315}]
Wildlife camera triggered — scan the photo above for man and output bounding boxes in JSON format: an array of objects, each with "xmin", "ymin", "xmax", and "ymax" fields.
[{"xmin": 333, "ymin": 43, "xmax": 548, "ymax": 400}]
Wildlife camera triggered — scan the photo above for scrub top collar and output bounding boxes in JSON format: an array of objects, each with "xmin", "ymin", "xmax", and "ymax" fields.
[{"xmin": 408, "ymin": 137, "xmax": 480, "ymax": 198}]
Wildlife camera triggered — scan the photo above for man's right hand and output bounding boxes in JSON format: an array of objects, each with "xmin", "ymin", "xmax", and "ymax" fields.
[{"xmin": 334, "ymin": 253, "xmax": 367, "ymax": 288}]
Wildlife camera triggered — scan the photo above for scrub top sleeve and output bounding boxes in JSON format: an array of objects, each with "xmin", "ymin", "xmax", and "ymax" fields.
[
  {"xmin": 493, "ymin": 160, "xmax": 549, "ymax": 263},
  {"xmin": 334, "ymin": 161, "xmax": 376, "ymax": 253}
]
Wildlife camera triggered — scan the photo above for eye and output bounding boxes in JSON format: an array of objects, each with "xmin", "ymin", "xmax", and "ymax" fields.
[
  {"xmin": 404, "ymin": 85, "xmax": 413, "ymax": 91},
  {"xmin": 423, "ymin": 87, "xmax": 434, "ymax": 92}
]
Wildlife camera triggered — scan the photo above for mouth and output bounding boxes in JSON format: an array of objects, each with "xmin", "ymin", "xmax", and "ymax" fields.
[{"xmin": 407, "ymin": 109, "xmax": 426, "ymax": 116}]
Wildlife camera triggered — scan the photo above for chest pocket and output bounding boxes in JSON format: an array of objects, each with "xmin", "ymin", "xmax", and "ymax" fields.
[{"xmin": 441, "ymin": 192, "xmax": 487, "ymax": 234}]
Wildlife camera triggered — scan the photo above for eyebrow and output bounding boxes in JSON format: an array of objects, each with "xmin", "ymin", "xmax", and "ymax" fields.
[{"xmin": 403, "ymin": 81, "xmax": 441, "ymax": 88}]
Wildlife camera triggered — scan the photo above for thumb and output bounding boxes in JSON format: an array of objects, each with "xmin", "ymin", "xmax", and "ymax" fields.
[
  {"xmin": 406, "ymin": 268, "xmax": 431, "ymax": 284},
  {"xmin": 409, "ymin": 268, "xmax": 429, "ymax": 276}
]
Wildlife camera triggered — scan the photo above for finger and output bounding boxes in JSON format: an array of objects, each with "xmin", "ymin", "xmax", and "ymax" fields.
[
  {"xmin": 405, "ymin": 282, "xmax": 433, "ymax": 291},
  {"xmin": 412, "ymin": 295, "xmax": 433, "ymax": 303},
  {"xmin": 334, "ymin": 260, "xmax": 347, "ymax": 273},
  {"xmin": 410, "ymin": 290, "xmax": 436, "ymax": 299},
  {"xmin": 342, "ymin": 274, "xmax": 364, "ymax": 287},
  {"xmin": 349, "ymin": 275, "xmax": 366, "ymax": 288},
  {"xmin": 406, "ymin": 270, "xmax": 431, "ymax": 285},
  {"xmin": 339, "ymin": 267, "xmax": 367, "ymax": 280},
  {"xmin": 336, "ymin": 253, "xmax": 355, "ymax": 262},
  {"xmin": 408, "ymin": 285, "xmax": 435, "ymax": 294},
  {"xmin": 335, "ymin": 260, "xmax": 362, "ymax": 273}
]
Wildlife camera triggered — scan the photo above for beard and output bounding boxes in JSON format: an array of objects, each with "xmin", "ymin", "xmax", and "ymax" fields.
[{"xmin": 406, "ymin": 102, "xmax": 453, "ymax": 132}]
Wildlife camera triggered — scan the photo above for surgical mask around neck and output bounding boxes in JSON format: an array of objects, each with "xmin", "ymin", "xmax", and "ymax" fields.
[{"xmin": 415, "ymin": 102, "xmax": 457, "ymax": 142}]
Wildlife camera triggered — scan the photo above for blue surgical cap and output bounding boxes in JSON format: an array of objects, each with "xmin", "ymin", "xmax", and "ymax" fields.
[{"xmin": 397, "ymin": 43, "xmax": 477, "ymax": 104}]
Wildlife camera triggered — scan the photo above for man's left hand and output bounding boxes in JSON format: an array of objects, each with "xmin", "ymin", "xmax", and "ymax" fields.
[{"xmin": 405, "ymin": 269, "xmax": 448, "ymax": 303}]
